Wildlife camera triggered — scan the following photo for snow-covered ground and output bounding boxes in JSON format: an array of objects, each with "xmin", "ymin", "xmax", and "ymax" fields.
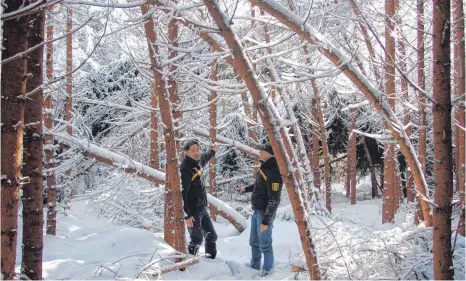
[{"xmin": 15, "ymin": 180, "xmax": 465, "ymax": 280}]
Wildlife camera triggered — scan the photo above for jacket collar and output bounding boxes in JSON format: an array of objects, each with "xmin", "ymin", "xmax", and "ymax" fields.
[
  {"xmin": 260, "ymin": 157, "xmax": 278, "ymax": 170},
  {"xmin": 184, "ymin": 155, "xmax": 200, "ymax": 167}
]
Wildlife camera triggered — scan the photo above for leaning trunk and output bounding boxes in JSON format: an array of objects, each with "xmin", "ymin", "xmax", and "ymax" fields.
[{"xmin": 203, "ymin": 2, "xmax": 320, "ymax": 278}]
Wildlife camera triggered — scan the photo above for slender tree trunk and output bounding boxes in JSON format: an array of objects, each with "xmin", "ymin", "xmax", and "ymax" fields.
[
  {"xmin": 21, "ymin": 9, "xmax": 45, "ymax": 280},
  {"xmin": 348, "ymin": 0, "xmax": 381, "ymax": 83},
  {"xmin": 416, "ymin": 0, "xmax": 428, "ymax": 225},
  {"xmin": 45, "ymin": 5, "xmax": 58, "ymax": 235},
  {"xmin": 141, "ymin": 1, "xmax": 185, "ymax": 254},
  {"xmin": 311, "ymin": 80, "xmax": 332, "ymax": 212},
  {"xmin": 346, "ymin": 145, "xmax": 351, "ymax": 198},
  {"xmin": 432, "ymin": 0, "xmax": 454, "ymax": 278},
  {"xmin": 260, "ymin": 8, "xmax": 276, "ymax": 100},
  {"xmin": 64, "ymin": 7, "xmax": 73, "ymax": 216},
  {"xmin": 382, "ymin": 0, "xmax": 396, "ymax": 224},
  {"xmin": 1, "ymin": 1, "xmax": 29, "ymax": 278},
  {"xmin": 252, "ymin": 0, "xmax": 432, "ymax": 226},
  {"xmin": 349, "ymin": 107, "xmax": 357, "ymax": 205},
  {"xmin": 397, "ymin": 27, "xmax": 414, "ymax": 204},
  {"xmin": 363, "ymin": 138, "xmax": 378, "ymax": 198},
  {"xmin": 150, "ymin": 83, "xmax": 159, "ymax": 170},
  {"xmin": 311, "ymin": 101, "xmax": 321, "ymax": 191},
  {"xmin": 209, "ymin": 62, "xmax": 218, "ymax": 220},
  {"xmin": 203, "ymin": 2, "xmax": 320, "ymax": 278},
  {"xmin": 453, "ymin": 0, "xmax": 465, "ymax": 236},
  {"xmin": 166, "ymin": 1, "xmax": 184, "ymax": 246},
  {"xmin": 262, "ymin": 18, "xmax": 313, "ymax": 193}
]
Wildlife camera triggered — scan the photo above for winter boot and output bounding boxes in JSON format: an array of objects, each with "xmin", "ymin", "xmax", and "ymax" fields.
[
  {"xmin": 205, "ymin": 242, "xmax": 217, "ymax": 259},
  {"xmin": 188, "ymin": 244, "xmax": 200, "ymax": 256}
]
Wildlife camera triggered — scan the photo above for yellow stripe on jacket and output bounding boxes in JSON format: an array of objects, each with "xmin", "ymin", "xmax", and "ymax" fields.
[{"xmin": 191, "ymin": 168, "xmax": 203, "ymax": 181}]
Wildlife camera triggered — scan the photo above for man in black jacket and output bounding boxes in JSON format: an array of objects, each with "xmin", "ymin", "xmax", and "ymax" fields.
[
  {"xmin": 237, "ymin": 143, "xmax": 282, "ymax": 276},
  {"xmin": 180, "ymin": 139, "xmax": 219, "ymax": 259}
]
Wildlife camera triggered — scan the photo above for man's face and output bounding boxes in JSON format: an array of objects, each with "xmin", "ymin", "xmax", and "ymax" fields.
[
  {"xmin": 259, "ymin": 150, "xmax": 272, "ymax": 162},
  {"xmin": 186, "ymin": 144, "xmax": 201, "ymax": 161}
]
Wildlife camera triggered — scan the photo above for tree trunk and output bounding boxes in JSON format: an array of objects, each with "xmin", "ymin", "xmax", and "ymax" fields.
[
  {"xmin": 141, "ymin": 2, "xmax": 185, "ymax": 254},
  {"xmin": 382, "ymin": 0, "xmax": 396, "ymax": 224},
  {"xmin": 432, "ymin": 0, "xmax": 454, "ymax": 278},
  {"xmin": 262, "ymin": 23, "xmax": 313, "ymax": 194},
  {"xmin": 416, "ymin": 0, "xmax": 428, "ymax": 225},
  {"xmin": 150, "ymin": 83, "xmax": 159, "ymax": 170},
  {"xmin": 311, "ymin": 79, "xmax": 332, "ymax": 212},
  {"xmin": 453, "ymin": 0, "xmax": 465, "ymax": 236},
  {"xmin": 209, "ymin": 62, "xmax": 218, "ymax": 220},
  {"xmin": 348, "ymin": 0, "xmax": 381, "ymax": 83},
  {"xmin": 310, "ymin": 101, "xmax": 321, "ymax": 191},
  {"xmin": 397, "ymin": 25, "xmax": 414, "ymax": 204},
  {"xmin": 346, "ymin": 145, "xmax": 351, "ymax": 198},
  {"xmin": 203, "ymin": 2, "xmax": 320, "ymax": 278},
  {"xmin": 64, "ymin": 7, "xmax": 73, "ymax": 216},
  {"xmin": 251, "ymin": 0, "xmax": 432, "ymax": 226},
  {"xmin": 21, "ymin": 9, "xmax": 45, "ymax": 280},
  {"xmin": 45, "ymin": 5, "xmax": 58, "ymax": 235},
  {"xmin": 1, "ymin": 1, "xmax": 29, "ymax": 278},
  {"xmin": 349, "ymin": 108, "xmax": 357, "ymax": 205}
]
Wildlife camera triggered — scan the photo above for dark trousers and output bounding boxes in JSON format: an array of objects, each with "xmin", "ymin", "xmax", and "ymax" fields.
[{"xmin": 187, "ymin": 208, "xmax": 218, "ymax": 247}]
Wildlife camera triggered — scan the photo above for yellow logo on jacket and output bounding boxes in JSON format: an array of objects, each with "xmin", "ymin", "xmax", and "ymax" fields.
[{"xmin": 272, "ymin": 182, "xmax": 280, "ymax": 191}]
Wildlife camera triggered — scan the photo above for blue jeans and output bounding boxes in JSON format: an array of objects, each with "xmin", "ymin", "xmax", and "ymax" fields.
[{"xmin": 249, "ymin": 210, "xmax": 274, "ymax": 271}]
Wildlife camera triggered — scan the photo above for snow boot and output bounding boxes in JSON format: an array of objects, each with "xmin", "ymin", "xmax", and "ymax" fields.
[
  {"xmin": 188, "ymin": 244, "xmax": 200, "ymax": 256},
  {"xmin": 205, "ymin": 242, "xmax": 217, "ymax": 259}
]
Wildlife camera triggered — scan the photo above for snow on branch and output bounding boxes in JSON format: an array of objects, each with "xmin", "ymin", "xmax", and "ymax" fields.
[
  {"xmin": 341, "ymin": 101, "xmax": 370, "ymax": 112},
  {"xmin": 190, "ymin": 128, "xmax": 260, "ymax": 156},
  {"xmin": 53, "ymin": 132, "xmax": 165, "ymax": 184},
  {"xmin": 52, "ymin": 132, "xmax": 249, "ymax": 232},
  {"xmin": 207, "ymin": 194, "xmax": 248, "ymax": 232}
]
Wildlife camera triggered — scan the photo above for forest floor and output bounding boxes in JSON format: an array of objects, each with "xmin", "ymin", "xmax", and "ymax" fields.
[{"xmin": 14, "ymin": 179, "xmax": 465, "ymax": 280}]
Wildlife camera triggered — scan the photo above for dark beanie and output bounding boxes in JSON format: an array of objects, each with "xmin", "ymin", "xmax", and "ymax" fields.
[
  {"xmin": 183, "ymin": 139, "xmax": 199, "ymax": 151},
  {"xmin": 256, "ymin": 143, "xmax": 274, "ymax": 155}
]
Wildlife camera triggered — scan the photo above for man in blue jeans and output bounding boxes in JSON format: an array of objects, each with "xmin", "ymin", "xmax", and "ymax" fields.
[
  {"xmin": 238, "ymin": 143, "xmax": 283, "ymax": 277},
  {"xmin": 180, "ymin": 139, "xmax": 220, "ymax": 258}
]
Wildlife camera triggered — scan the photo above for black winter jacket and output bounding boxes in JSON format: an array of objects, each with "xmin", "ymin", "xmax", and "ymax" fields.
[
  {"xmin": 244, "ymin": 157, "xmax": 283, "ymax": 225},
  {"xmin": 180, "ymin": 150, "xmax": 215, "ymax": 218}
]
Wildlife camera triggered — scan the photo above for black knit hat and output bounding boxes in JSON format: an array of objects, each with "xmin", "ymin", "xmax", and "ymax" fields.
[
  {"xmin": 183, "ymin": 139, "xmax": 199, "ymax": 151},
  {"xmin": 256, "ymin": 142, "xmax": 274, "ymax": 155}
]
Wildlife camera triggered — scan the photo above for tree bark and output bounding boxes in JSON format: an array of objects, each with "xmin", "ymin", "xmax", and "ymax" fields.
[
  {"xmin": 141, "ymin": 1, "xmax": 185, "ymax": 254},
  {"xmin": 21, "ymin": 9, "xmax": 45, "ymax": 280},
  {"xmin": 164, "ymin": 8, "xmax": 182, "ymax": 248},
  {"xmin": 45, "ymin": 5, "xmax": 58, "ymax": 235},
  {"xmin": 251, "ymin": 0, "xmax": 432, "ymax": 226},
  {"xmin": 453, "ymin": 0, "xmax": 465, "ymax": 236},
  {"xmin": 64, "ymin": 7, "xmax": 73, "ymax": 216},
  {"xmin": 382, "ymin": 0, "xmax": 397, "ymax": 224},
  {"xmin": 209, "ymin": 62, "xmax": 218, "ymax": 220},
  {"xmin": 349, "ymin": 107, "xmax": 357, "ymax": 205},
  {"xmin": 416, "ymin": 0, "xmax": 428, "ymax": 225},
  {"xmin": 397, "ymin": 24, "xmax": 414, "ymax": 204},
  {"xmin": 432, "ymin": 0, "xmax": 454, "ymax": 278},
  {"xmin": 311, "ymin": 79, "xmax": 332, "ymax": 212},
  {"xmin": 150, "ymin": 83, "xmax": 159, "ymax": 170},
  {"xmin": 203, "ymin": 1, "xmax": 320, "ymax": 278},
  {"xmin": 1, "ymin": 1, "xmax": 29, "ymax": 278},
  {"xmin": 310, "ymin": 102, "xmax": 321, "ymax": 191}
]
